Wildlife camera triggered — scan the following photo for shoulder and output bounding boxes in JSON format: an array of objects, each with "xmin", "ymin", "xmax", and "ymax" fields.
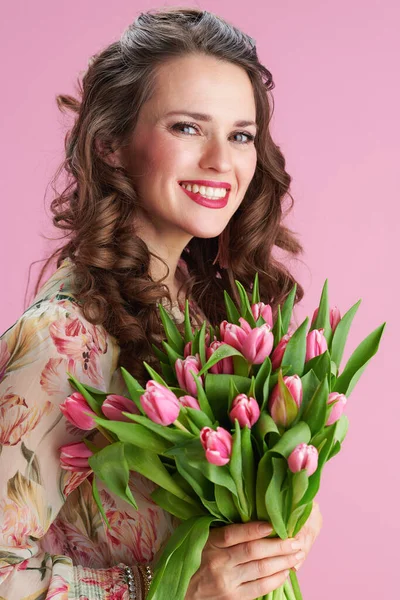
[{"xmin": 1, "ymin": 260, "xmax": 120, "ymax": 394}]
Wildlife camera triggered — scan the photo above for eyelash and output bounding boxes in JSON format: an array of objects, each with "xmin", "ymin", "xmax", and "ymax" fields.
[{"xmin": 170, "ymin": 121, "xmax": 256, "ymax": 144}]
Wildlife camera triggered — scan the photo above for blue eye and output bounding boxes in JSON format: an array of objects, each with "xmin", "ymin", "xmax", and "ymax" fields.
[{"xmin": 171, "ymin": 121, "xmax": 256, "ymax": 144}]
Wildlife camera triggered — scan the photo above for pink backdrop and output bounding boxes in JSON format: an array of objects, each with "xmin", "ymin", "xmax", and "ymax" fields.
[{"xmin": 1, "ymin": 1, "xmax": 398, "ymax": 597}]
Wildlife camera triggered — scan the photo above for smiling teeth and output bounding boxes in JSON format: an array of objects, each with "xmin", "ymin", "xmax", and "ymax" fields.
[{"xmin": 181, "ymin": 182, "xmax": 228, "ymax": 199}]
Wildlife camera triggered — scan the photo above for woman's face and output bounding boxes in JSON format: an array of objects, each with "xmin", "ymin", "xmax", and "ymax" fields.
[{"xmin": 120, "ymin": 54, "xmax": 258, "ymax": 243}]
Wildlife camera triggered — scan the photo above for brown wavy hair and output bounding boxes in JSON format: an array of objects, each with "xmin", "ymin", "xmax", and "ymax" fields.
[{"xmin": 31, "ymin": 6, "xmax": 304, "ymax": 382}]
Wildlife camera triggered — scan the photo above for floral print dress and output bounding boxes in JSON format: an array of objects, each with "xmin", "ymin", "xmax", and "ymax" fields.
[{"xmin": 0, "ymin": 258, "xmax": 204, "ymax": 599}]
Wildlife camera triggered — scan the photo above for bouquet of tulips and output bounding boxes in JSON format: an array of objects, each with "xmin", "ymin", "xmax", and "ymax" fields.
[{"xmin": 62, "ymin": 277, "xmax": 385, "ymax": 600}]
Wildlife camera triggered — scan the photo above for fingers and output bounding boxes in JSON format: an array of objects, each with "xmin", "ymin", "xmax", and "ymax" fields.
[
  {"xmin": 228, "ymin": 535, "xmax": 303, "ymax": 566},
  {"xmin": 209, "ymin": 521, "xmax": 273, "ymax": 549},
  {"xmin": 234, "ymin": 548, "xmax": 305, "ymax": 586},
  {"xmin": 239, "ymin": 567, "xmax": 292, "ymax": 599}
]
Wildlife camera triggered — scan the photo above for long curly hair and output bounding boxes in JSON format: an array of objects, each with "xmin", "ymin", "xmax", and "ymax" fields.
[{"xmin": 32, "ymin": 6, "xmax": 304, "ymax": 382}]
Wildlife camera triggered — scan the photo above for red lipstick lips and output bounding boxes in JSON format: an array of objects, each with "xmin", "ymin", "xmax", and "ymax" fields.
[{"xmin": 178, "ymin": 181, "xmax": 230, "ymax": 209}]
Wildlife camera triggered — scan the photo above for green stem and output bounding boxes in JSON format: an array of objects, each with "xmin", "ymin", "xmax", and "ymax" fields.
[
  {"xmin": 289, "ymin": 569, "xmax": 303, "ymax": 600},
  {"xmin": 284, "ymin": 577, "xmax": 297, "ymax": 600},
  {"xmin": 173, "ymin": 419, "xmax": 190, "ymax": 433}
]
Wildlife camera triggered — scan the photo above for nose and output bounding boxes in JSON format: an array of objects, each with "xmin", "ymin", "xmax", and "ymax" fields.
[{"xmin": 198, "ymin": 135, "xmax": 232, "ymax": 173}]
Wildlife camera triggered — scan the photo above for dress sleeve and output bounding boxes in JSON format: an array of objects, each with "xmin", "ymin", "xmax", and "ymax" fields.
[{"xmin": 0, "ymin": 301, "xmax": 139, "ymax": 599}]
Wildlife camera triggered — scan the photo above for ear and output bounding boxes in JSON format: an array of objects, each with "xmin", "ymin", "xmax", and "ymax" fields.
[{"xmin": 94, "ymin": 138, "xmax": 125, "ymax": 169}]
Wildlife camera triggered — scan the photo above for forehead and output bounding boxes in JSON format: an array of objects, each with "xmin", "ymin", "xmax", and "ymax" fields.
[{"xmin": 145, "ymin": 54, "xmax": 256, "ymax": 122}]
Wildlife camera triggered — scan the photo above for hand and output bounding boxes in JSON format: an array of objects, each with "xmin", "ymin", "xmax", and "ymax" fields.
[
  {"xmin": 185, "ymin": 521, "xmax": 306, "ymax": 600},
  {"xmin": 291, "ymin": 500, "xmax": 323, "ymax": 572}
]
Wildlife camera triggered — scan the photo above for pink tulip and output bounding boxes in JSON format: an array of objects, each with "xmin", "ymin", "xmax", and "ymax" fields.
[
  {"xmin": 305, "ymin": 329, "xmax": 328, "ymax": 362},
  {"xmin": 206, "ymin": 341, "xmax": 234, "ymax": 374},
  {"xmin": 101, "ymin": 394, "xmax": 140, "ymax": 422},
  {"xmin": 251, "ymin": 302, "xmax": 273, "ymax": 327},
  {"xmin": 271, "ymin": 334, "xmax": 291, "ymax": 370},
  {"xmin": 311, "ymin": 306, "xmax": 341, "ymax": 333},
  {"xmin": 241, "ymin": 324, "xmax": 274, "ymax": 364},
  {"xmin": 60, "ymin": 441, "xmax": 93, "ymax": 472},
  {"xmin": 326, "ymin": 392, "xmax": 347, "ymax": 426},
  {"xmin": 200, "ymin": 426, "xmax": 233, "ymax": 466},
  {"xmin": 184, "ymin": 341, "xmax": 193, "ymax": 358},
  {"xmin": 269, "ymin": 375, "xmax": 303, "ymax": 428},
  {"xmin": 229, "ymin": 394, "xmax": 260, "ymax": 428},
  {"xmin": 60, "ymin": 392, "xmax": 96, "ymax": 430},
  {"xmin": 140, "ymin": 380, "xmax": 180, "ymax": 425},
  {"xmin": 180, "ymin": 395, "xmax": 201, "ymax": 410},
  {"xmin": 175, "ymin": 355, "xmax": 203, "ymax": 396},
  {"xmin": 288, "ymin": 443, "xmax": 318, "ymax": 476},
  {"xmin": 223, "ymin": 322, "xmax": 248, "ymax": 351}
]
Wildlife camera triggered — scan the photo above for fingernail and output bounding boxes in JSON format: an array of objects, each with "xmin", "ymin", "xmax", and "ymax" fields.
[
  {"xmin": 259, "ymin": 522, "xmax": 273, "ymax": 534},
  {"xmin": 295, "ymin": 551, "xmax": 305, "ymax": 561}
]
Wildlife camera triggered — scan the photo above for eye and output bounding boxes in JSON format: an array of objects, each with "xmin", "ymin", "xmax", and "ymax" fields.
[
  {"xmin": 232, "ymin": 132, "xmax": 255, "ymax": 144},
  {"xmin": 171, "ymin": 121, "xmax": 199, "ymax": 135}
]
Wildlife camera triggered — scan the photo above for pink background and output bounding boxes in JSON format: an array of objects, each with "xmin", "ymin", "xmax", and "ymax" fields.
[{"xmin": 1, "ymin": 1, "xmax": 398, "ymax": 597}]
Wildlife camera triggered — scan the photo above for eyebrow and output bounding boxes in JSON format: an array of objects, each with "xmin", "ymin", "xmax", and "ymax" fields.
[{"xmin": 164, "ymin": 110, "xmax": 258, "ymax": 130}]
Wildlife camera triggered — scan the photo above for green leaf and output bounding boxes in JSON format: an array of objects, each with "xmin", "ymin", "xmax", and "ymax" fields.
[
  {"xmin": 281, "ymin": 284, "xmax": 297, "ymax": 335},
  {"xmin": 92, "ymin": 415, "xmax": 171, "ymax": 453},
  {"xmin": 124, "ymin": 413, "xmax": 193, "ymax": 444},
  {"xmin": 254, "ymin": 412, "xmax": 280, "ymax": 445},
  {"xmin": 251, "ymin": 273, "xmax": 260, "ymax": 305},
  {"xmin": 296, "ymin": 369, "xmax": 321, "ymax": 422},
  {"xmin": 265, "ymin": 457, "xmax": 288, "ymax": 539},
  {"xmin": 162, "ymin": 341, "xmax": 183, "ymax": 366},
  {"xmin": 205, "ymin": 374, "xmax": 251, "ymax": 425},
  {"xmin": 143, "ymin": 362, "xmax": 170, "ymax": 387},
  {"xmin": 272, "ymin": 306, "xmax": 283, "ymax": 344},
  {"xmin": 281, "ymin": 317, "xmax": 309, "ymax": 376},
  {"xmin": 256, "ymin": 452, "xmax": 273, "ymax": 521},
  {"xmin": 66, "ymin": 372, "xmax": 102, "ymax": 415},
  {"xmin": 235, "ymin": 280, "xmax": 256, "ymax": 326},
  {"xmin": 185, "ymin": 407, "xmax": 214, "ymax": 430},
  {"xmin": 268, "ymin": 421, "xmax": 311, "ymax": 460},
  {"xmin": 300, "ymin": 420, "xmax": 339, "ymax": 505},
  {"xmin": 92, "ymin": 476, "xmax": 111, "ymax": 528},
  {"xmin": 120, "ymin": 367, "xmax": 145, "ymax": 414},
  {"xmin": 88, "ymin": 442, "xmax": 138, "ymax": 510},
  {"xmin": 333, "ymin": 322, "xmax": 386, "ymax": 396},
  {"xmin": 241, "ymin": 425, "xmax": 256, "ymax": 520},
  {"xmin": 184, "ymin": 300, "xmax": 194, "ymax": 343},
  {"xmin": 198, "ymin": 321, "xmax": 207, "ymax": 367},
  {"xmin": 148, "ymin": 516, "xmax": 216, "ymax": 600},
  {"xmin": 302, "ymin": 376, "xmax": 329, "ymax": 437},
  {"xmin": 151, "ymin": 487, "xmax": 207, "ymax": 520},
  {"xmin": 330, "ymin": 299, "xmax": 361, "ymax": 367},
  {"xmin": 198, "ymin": 344, "xmax": 244, "ymax": 376},
  {"xmin": 229, "ymin": 420, "xmax": 248, "ymax": 518},
  {"xmin": 303, "ymin": 350, "xmax": 331, "ymax": 381},
  {"xmin": 124, "ymin": 443, "xmax": 199, "ymax": 505},
  {"xmin": 311, "ymin": 279, "xmax": 333, "ymax": 346},
  {"xmin": 215, "ymin": 484, "xmax": 240, "ymax": 522},
  {"xmin": 158, "ymin": 303, "xmax": 185, "ymax": 354},
  {"xmin": 152, "ymin": 344, "xmax": 169, "ymax": 364},
  {"xmin": 254, "ymin": 356, "xmax": 272, "ymax": 410},
  {"xmin": 291, "ymin": 470, "xmax": 309, "ymax": 507},
  {"xmin": 224, "ymin": 290, "xmax": 241, "ymax": 324},
  {"xmin": 191, "ymin": 372, "xmax": 215, "ymax": 422}
]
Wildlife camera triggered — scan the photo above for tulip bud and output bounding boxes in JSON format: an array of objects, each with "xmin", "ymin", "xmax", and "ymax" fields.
[
  {"xmin": 271, "ymin": 334, "xmax": 291, "ymax": 370},
  {"xmin": 140, "ymin": 380, "xmax": 180, "ymax": 425},
  {"xmin": 60, "ymin": 392, "xmax": 96, "ymax": 430},
  {"xmin": 180, "ymin": 395, "xmax": 201, "ymax": 410},
  {"xmin": 223, "ymin": 322, "xmax": 248, "ymax": 351},
  {"xmin": 311, "ymin": 306, "xmax": 341, "ymax": 333},
  {"xmin": 200, "ymin": 426, "xmax": 233, "ymax": 466},
  {"xmin": 206, "ymin": 341, "xmax": 234, "ymax": 374},
  {"xmin": 269, "ymin": 374, "xmax": 303, "ymax": 428},
  {"xmin": 288, "ymin": 443, "xmax": 318, "ymax": 476},
  {"xmin": 184, "ymin": 341, "xmax": 193, "ymax": 358},
  {"xmin": 175, "ymin": 355, "xmax": 203, "ymax": 396},
  {"xmin": 60, "ymin": 441, "xmax": 93, "ymax": 472},
  {"xmin": 101, "ymin": 394, "xmax": 140, "ymax": 422},
  {"xmin": 251, "ymin": 302, "xmax": 273, "ymax": 327},
  {"xmin": 229, "ymin": 394, "xmax": 260, "ymax": 428},
  {"xmin": 326, "ymin": 392, "xmax": 347, "ymax": 426},
  {"xmin": 241, "ymin": 324, "xmax": 274, "ymax": 364},
  {"xmin": 305, "ymin": 329, "xmax": 328, "ymax": 362}
]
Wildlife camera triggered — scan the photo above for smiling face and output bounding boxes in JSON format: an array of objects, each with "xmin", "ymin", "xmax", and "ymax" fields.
[{"xmin": 119, "ymin": 53, "xmax": 258, "ymax": 249}]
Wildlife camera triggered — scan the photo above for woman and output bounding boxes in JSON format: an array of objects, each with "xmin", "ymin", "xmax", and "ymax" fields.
[{"xmin": 0, "ymin": 7, "xmax": 322, "ymax": 600}]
